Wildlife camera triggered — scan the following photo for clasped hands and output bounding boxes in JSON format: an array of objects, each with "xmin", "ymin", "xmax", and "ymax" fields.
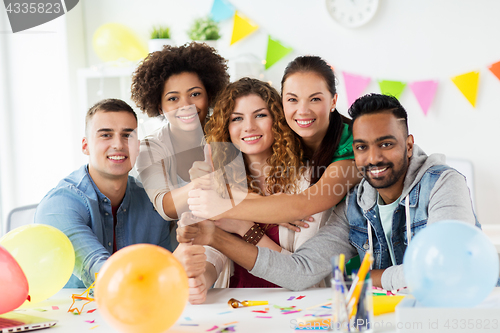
[
  {"xmin": 187, "ymin": 145, "xmax": 313, "ymax": 232},
  {"xmin": 177, "ymin": 145, "xmax": 315, "ymax": 304}
]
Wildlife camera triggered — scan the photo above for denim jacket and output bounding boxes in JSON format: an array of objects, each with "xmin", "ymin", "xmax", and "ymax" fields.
[
  {"xmin": 347, "ymin": 165, "xmax": 480, "ymax": 270},
  {"xmin": 34, "ymin": 165, "xmax": 173, "ymax": 288},
  {"xmin": 346, "ymin": 146, "xmax": 479, "ymax": 290},
  {"xmin": 250, "ymin": 145, "xmax": 479, "ymax": 291}
]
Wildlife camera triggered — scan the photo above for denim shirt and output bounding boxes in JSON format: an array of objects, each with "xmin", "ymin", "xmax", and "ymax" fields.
[
  {"xmin": 347, "ymin": 165, "xmax": 480, "ymax": 270},
  {"xmin": 34, "ymin": 165, "xmax": 173, "ymax": 288}
]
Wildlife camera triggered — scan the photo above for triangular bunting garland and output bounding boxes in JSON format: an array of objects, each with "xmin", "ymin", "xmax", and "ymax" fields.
[
  {"xmin": 230, "ymin": 11, "xmax": 259, "ymax": 45},
  {"xmin": 265, "ymin": 35, "xmax": 293, "ymax": 70},
  {"xmin": 342, "ymin": 72, "xmax": 371, "ymax": 106},
  {"xmin": 408, "ymin": 80, "xmax": 438, "ymax": 116},
  {"xmin": 488, "ymin": 61, "xmax": 500, "ymax": 82},
  {"xmin": 210, "ymin": 0, "xmax": 235, "ymax": 22},
  {"xmin": 378, "ymin": 80, "xmax": 406, "ymax": 99},
  {"xmin": 451, "ymin": 71, "xmax": 479, "ymax": 107}
]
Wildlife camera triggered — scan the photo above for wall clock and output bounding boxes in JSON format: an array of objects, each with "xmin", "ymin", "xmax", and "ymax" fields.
[{"xmin": 326, "ymin": 0, "xmax": 379, "ymax": 28}]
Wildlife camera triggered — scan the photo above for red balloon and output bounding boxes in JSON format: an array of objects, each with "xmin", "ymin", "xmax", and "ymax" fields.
[{"xmin": 0, "ymin": 245, "xmax": 29, "ymax": 314}]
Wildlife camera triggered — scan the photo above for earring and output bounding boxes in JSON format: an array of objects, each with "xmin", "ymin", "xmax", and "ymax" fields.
[{"xmin": 331, "ymin": 108, "xmax": 334, "ymax": 112}]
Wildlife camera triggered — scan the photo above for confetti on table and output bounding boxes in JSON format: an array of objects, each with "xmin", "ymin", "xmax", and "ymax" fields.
[
  {"xmin": 296, "ymin": 295, "xmax": 306, "ymax": 299},
  {"xmin": 223, "ymin": 321, "xmax": 238, "ymax": 326},
  {"xmin": 217, "ymin": 311, "xmax": 232, "ymax": 315},
  {"xmin": 287, "ymin": 296, "xmax": 295, "ymax": 301},
  {"xmin": 305, "ymin": 302, "xmax": 331, "ymax": 310},
  {"xmin": 85, "ymin": 320, "xmax": 95, "ymax": 324},
  {"xmin": 51, "ymin": 306, "xmax": 59, "ymax": 310},
  {"xmin": 275, "ymin": 305, "xmax": 296, "ymax": 311},
  {"xmin": 68, "ymin": 277, "xmax": 96, "ymax": 315},
  {"xmin": 180, "ymin": 324, "xmax": 199, "ymax": 326},
  {"xmin": 184, "ymin": 317, "xmax": 192, "ymax": 321},
  {"xmin": 207, "ymin": 326, "xmax": 219, "ymax": 331},
  {"xmin": 252, "ymin": 310, "xmax": 268, "ymax": 313},
  {"xmin": 256, "ymin": 316, "xmax": 272, "ymax": 318},
  {"xmin": 320, "ymin": 305, "xmax": 331, "ymax": 309},
  {"xmin": 219, "ymin": 326, "xmax": 236, "ymax": 332},
  {"xmin": 87, "ymin": 309, "xmax": 97, "ymax": 313},
  {"xmin": 89, "ymin": 325, "xmax": 99, "ymax": 330},
  {"xmin": 282, "ymin": 309, "xmax": 302, "ymax": 315}
]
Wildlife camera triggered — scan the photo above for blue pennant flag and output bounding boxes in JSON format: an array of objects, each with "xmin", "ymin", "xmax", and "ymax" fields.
[{"xmin": 210, "ymin": 0, "xmax": 235, "ymax": 22}]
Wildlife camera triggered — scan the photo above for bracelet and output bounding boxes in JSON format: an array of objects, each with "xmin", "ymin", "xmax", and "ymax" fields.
[{"xmin": 242, "ymin": 224, "xmax": 265, "ymax": 245}]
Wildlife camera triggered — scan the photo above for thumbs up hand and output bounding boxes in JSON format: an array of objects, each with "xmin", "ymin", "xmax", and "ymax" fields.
[{"xmin": 189, "ymin": 144, "xmax": 214, "ymax": 190}]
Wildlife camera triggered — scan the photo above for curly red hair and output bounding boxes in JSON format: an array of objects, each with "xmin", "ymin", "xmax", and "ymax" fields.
[{"xmin": 205, "ymin": 78, "xmax": 304, "ymax": 196}]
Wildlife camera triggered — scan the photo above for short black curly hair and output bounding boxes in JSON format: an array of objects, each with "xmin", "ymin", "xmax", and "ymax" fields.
[{"xmin": 131, "ymin": 42, "xmax": 229, "ymax": 118}]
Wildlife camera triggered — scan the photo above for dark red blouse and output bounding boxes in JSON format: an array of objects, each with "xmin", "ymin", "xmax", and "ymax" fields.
[{"xmin": 229, "ymin": 223, "xmax": 281, "ymax": 288}]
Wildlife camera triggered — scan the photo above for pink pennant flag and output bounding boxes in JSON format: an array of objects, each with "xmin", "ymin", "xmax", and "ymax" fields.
[
  {"xmin": 408, "ymin": 80, "xmax": 438, "ymax": 116},
  {"xmin": 343, "ymin": 72, "xmax": 371, "ymax": 107}
]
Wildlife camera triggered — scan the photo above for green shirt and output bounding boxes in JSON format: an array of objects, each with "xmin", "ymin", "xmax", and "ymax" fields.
[{"xmin": 331, "ymin": 123, "xmax": 354, "ymax": 163}]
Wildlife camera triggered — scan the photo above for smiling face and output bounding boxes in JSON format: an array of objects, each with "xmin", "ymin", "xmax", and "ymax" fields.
[
  {"xmin": 82, "ymin": 111, "xmax": 139, "ymax": 183},
  {"xmin": 282, "ymin": 71, "xmax": 337, "ymax": 151},
  {"xmin": 228, "ymin": 94, "xmax": 274, "ymax": 162},
  {"xmin": 352, "ymin": 111, "xmax": 414, "ymax": 203},
  {"xmin": 160, "ymin": 72, "xmax": 209, "ymax": 132}
]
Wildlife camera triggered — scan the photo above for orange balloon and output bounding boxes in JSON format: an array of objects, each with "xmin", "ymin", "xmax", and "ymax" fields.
[{"xmin": 95, "ymin": 244, "xmax": 188, "ymax": 333}]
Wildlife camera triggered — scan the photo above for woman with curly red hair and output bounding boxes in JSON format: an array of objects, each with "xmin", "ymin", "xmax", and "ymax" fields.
[
  {"xmin": 186, "ymin": 78, "xmax": 336, "ymax": 303},
  {"xmin": 131, "ymin": 42, "xmax": 229, "ymax": 221}
]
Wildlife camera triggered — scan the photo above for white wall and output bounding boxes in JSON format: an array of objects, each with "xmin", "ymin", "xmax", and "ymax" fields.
[
  {"xmin": 0, "ymin": 5, "xmax": 86, "ymax": 232},
  {"xmin": 1, "ymin": 0, "xmax": 500, "ymax": 231}
]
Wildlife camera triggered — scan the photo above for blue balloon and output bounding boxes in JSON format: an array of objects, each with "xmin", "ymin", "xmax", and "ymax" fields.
[{"xmin": 403, "ymin": 220, "xmax": 499, "ymax": 307}]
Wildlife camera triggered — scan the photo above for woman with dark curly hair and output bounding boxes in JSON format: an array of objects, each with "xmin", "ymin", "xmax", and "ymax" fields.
[
  {"xmin": 185, "ymin": 78, "xmax": 335, "ymax": 303},
  {"xmin": 131, "ymin": 42, "xmax": 229, "ymax": 221}
]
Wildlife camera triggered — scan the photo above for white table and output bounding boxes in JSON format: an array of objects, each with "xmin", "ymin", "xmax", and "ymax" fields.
[{"xmin": 15, "ymin": 287, "xmax": 398, "ymax": 332}]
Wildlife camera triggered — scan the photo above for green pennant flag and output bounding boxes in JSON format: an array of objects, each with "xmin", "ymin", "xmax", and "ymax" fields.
[
  {"xmin": 378, "ymin": 80, "xmax": 407, "ymax": 99},
  {"xmin": 265, "ymin": 35, "xmax": 293, "ymax": 70}
]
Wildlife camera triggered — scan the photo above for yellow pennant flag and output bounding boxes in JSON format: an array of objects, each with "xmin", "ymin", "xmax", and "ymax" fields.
[
  {"xmin": 451, "ymin": 71, "xmax": 480, "ymax": 107},
  {"xmin": 230, "ymin": 11, "xmax": 259, "ymax": 45}
]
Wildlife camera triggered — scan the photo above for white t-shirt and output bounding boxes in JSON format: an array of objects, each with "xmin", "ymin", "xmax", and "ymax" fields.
[{"xmin": 377, "ymin": 194, "xmax": 401, "ymax": 266}]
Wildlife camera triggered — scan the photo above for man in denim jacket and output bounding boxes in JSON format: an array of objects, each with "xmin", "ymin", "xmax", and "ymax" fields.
[
  {"xmin": 177, "ymin": 93, "xmax": 478, "ymax": 291},
  {"xmin": 35, "ymin": 99, "xmax": 206, "ymax": 288}
]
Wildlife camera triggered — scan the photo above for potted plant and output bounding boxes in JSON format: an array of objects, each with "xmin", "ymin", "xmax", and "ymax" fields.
[
  {"xmin": 148, "ymin": 25, "xmax": 172, "ymax": 53},
  {"xmin": 187, "ymin": 16, "xmax": 220, "ymax": 48}
]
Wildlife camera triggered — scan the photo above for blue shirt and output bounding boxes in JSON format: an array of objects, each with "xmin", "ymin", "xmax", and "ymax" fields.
[{"xmin": 34, "ymin": 165, "xmax": 173, "ymax": 288}]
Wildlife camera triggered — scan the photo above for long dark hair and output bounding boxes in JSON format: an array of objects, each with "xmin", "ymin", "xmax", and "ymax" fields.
[{"xmin": 281, "ymin": 56, "xmax": 351, "ymax": 184}]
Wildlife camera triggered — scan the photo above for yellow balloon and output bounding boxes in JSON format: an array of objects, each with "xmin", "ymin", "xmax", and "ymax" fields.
[
  {"xmin": 0, "ymin": 224, "xmax": 75, "ymax": 305},
  {"xmin": 92, "ymin": 23, "xmax": 148, "ymax": 62},
  {"xmin": 95, "ymin": 244, "xmax": 188, "ymax": 333}
]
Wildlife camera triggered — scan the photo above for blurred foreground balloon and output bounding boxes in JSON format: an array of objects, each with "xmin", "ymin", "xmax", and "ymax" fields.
[
  {"xmin": 0, "ymin": 245, "xmax": 29, "ymax": 314},
  {"xmin": 93, "ymin": 23, "xmax": 148, "ymax": 62},
  {"xmin": 404, "ymin": 220, "xmax": 499, "ymax": 307},
  {"xmin": 0, "ymin": 224, "xmax": 75, "ymax": 305},
  {"xmin": 95, "ymin": 244, "xmax": 188, "ymax": 333}
]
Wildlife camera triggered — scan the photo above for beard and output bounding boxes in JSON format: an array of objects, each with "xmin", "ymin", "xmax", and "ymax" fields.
[{"xmin": 360, "ymin": 149, "xmax": 408, "ymax": 189}]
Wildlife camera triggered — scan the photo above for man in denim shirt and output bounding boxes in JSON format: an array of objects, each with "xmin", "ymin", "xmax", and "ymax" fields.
[
  {"xmin": 177, "ymin": 94, "xmax": 479, "ymax": 292},
  {"xmin": 35, "ymin": 99, "xmax": 206, "ymax": 288}
]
